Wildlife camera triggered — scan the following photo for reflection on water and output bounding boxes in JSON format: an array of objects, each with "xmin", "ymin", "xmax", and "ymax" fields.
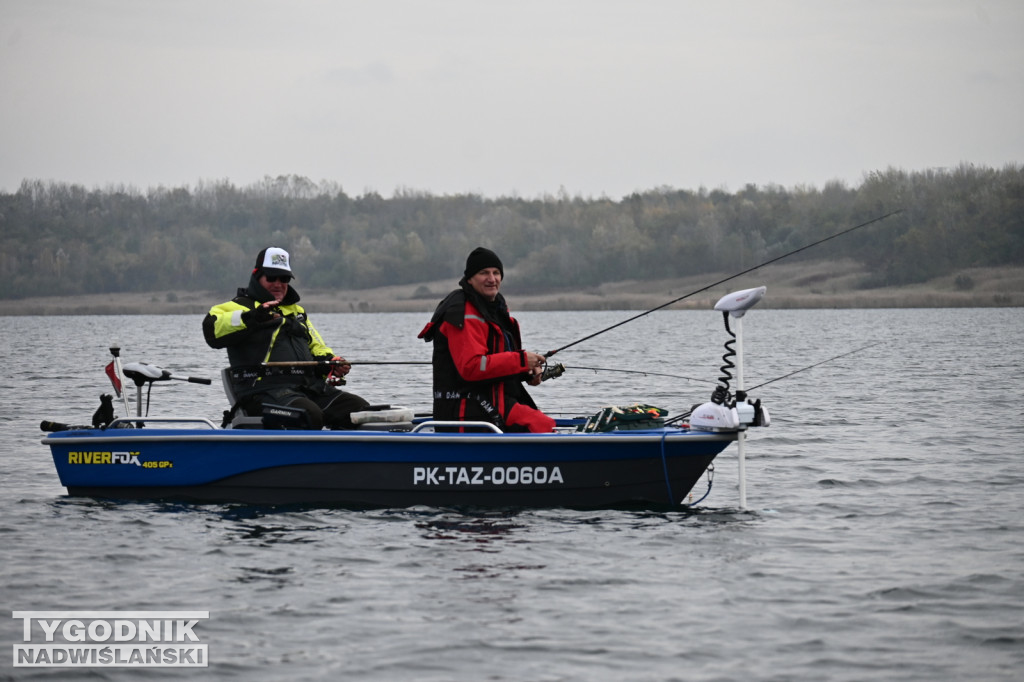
[
  {"xmin": 417, "ymin": 513, "xmax": 523, "ymax": 546},
  {"xmin": 235, "ymin": 566, "xmax": 294, "ymax": 588},
  {"xmin": 231, "ymin": 523, "xmax": 325, "ymax": 546}
]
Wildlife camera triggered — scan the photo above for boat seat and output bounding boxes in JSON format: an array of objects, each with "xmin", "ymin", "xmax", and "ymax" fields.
[
  {"xmin": 220, "ymin": 368, "xmax": 264, "ymax": 429},
  {"xmin": 219, "ymin": 370, "xmax": 413, "ymax": 430},
  {"xmin": 356, "ymin": 422, "xmax": 415, "ymax": 431},
  {"xmin": 352, "ymin": 406, "xmax": 415, "ymax": 432}
]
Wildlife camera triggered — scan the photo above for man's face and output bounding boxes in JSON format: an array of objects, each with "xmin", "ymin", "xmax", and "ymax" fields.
[
  {"xmin": 259, "ymin": 273, "xmax": 291, "ymax": 301},
  {"xmin": 468, "ymin": 267, "xmax": 502, "ymax": 301}
]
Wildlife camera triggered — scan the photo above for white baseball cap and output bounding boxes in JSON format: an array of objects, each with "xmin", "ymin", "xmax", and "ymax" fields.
[{"xmin": 253, "ymin": 247, "xmax": 293, "ymax": 277}]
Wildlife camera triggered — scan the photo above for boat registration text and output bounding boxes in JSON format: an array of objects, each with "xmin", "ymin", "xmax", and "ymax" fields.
[{"xmin": 413, "ymin": 466, "xmax": 564, "ymax": 486}]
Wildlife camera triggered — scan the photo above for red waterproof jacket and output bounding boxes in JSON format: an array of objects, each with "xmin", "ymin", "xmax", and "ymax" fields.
[{"xmin": 418, "ymin": 283, "xmax": 549, "ymax": 432}]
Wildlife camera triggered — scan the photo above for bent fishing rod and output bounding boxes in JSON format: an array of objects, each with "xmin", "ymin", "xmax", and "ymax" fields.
[{"xmin": 544, "ymin": 209, "xmax": 904, "ymax": 358}]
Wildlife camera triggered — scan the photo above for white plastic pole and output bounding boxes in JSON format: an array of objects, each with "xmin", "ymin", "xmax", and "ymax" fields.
[
  {"xmin": 711, "ymin": 286, "xmax": 764, "ymax": 512},
  {"xmin": 735, "ymin": 316, "xmax": 747, "ymax": 510}
]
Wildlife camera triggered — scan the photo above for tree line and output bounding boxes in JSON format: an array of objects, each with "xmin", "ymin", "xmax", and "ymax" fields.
[{"xmin": 1, "ymin": 163, "xmax": 1021, "ymax": 300}]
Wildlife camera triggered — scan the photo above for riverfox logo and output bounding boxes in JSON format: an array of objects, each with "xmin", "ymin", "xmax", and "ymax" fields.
[
  {"xmin": 111, "ymin": 452, "xmax": 141, "ymax": 465},
  {"xmin": 67, "ymin": 451, "xmax": 141, "ymax": 466}
]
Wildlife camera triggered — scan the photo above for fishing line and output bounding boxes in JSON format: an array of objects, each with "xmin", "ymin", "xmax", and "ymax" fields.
[
  {"xmin": 745, "ymin": 342, "xmax": 883, "ymax": 391},
  {"xmin": 556, "ymin": 365, "xmax": 715, "ymax": 384},
  {"xmin": 544, "ymin": 209, "xmax": 903, "ymax": 358},
  {"xmin": 349, "ymin": 361, "xmax": 430, "ymax": 366},
  {"xmin": 661, "ymin": 341, "xmax": 883, "ymax": 426}
]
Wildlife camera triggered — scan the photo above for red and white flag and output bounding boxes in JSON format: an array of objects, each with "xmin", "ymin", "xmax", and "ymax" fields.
[{"xmin": 104, "ymin": 361, "xmax": 122, "ymax": 396}]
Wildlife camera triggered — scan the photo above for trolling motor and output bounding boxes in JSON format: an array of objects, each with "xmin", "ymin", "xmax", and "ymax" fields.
[
  {"xmin": 40, "ymin": 351, "xmax": 212, "ymax": 432},
  {"xmin": 688, "ymin": 286, "xmax": 771, "ymax": 511},
  {"xmin": 689, "ymin": 286, "xmax": 771, "ymax": 432},
  {"xmin": 120, "ymin": 362, "xmax": 212, "ymax": 419}
]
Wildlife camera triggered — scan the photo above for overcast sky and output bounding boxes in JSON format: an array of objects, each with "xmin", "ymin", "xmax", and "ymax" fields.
[{"xmin": 2, "ymin": 0, "xmax": 1021, "ymax": 199}]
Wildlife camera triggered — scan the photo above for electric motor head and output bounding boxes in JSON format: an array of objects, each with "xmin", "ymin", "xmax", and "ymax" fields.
[{"xmin": 689, "ymin": 402, "xmax": 740, "ymax": 432}]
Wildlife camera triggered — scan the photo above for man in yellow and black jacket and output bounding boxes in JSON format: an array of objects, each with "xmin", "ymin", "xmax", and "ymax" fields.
[{"xmin": 203, "ymin": 247, "xmax": 370, "ymax": 429}]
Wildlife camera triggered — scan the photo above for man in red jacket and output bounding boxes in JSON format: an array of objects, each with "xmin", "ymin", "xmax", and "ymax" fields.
[{"xmin": 418, "ymin": 247, "xmax": 556, "ymax": 433}]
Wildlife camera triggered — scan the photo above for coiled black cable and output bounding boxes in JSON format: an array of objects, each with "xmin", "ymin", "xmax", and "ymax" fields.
[{"xmin": 712, "ymin": 311, "xmax": 735, "ymax": 405}]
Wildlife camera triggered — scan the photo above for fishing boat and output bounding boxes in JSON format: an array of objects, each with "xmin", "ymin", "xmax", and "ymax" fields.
[{"xmin": 40, "ymin": 288, "xmax": 771, "ymax": 509}]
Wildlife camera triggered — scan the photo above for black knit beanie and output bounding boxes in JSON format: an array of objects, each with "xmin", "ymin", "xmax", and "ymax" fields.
[{"xmin": 464, "ymin": 247, "xmax": 504, "ymax": 278}]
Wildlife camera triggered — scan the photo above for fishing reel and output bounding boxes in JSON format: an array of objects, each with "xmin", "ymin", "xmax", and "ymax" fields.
[{"xmin": 540, "ymin": 362, "xmax": 565, "ymax": 381}]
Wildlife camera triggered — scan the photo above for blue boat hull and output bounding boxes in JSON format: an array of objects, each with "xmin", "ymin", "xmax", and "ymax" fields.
[{"xmin": 42, "ymin": 426, "xmax": 735, "ymax": 508}]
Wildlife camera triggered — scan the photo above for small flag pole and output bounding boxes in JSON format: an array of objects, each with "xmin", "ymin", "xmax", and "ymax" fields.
[{"xmin": 107, "ymin": 347, "xmax": 132, "ymax": 417}]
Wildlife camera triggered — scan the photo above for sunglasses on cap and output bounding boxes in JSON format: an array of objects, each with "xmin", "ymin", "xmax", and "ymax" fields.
[{"xmin": 264, "ymin": 275, "xmax": 292, "ymax": 283}]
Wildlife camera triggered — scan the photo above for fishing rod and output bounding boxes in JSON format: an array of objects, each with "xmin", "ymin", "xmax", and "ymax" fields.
[
  {"xmin": 263, "ymin": 341, "xmax": 877, "ymax": 387},
  {"xmin": 264, "ymin": 342, "xmax": 875, "ymax": 388},
  {"xmin": 350, "ymin": 361, "xmax": 429, "ymax": 365},
  {"xmin": 544, "ymin": 209, "xmax": 904, "ymax": 358},
  {"xmin": 745, "ymin": 341, "xmax": 883, "ymax": 391},
  {"xmin": 262, "ymin": 360, "xmax": 430, "ymax": 366},
  {"xmin": 264, "ymin": 359, "xmax": 708, "ymax": 384},
  {"xmin": 547, "ymin": 364, "xmax": 715, "ymax": 384}
]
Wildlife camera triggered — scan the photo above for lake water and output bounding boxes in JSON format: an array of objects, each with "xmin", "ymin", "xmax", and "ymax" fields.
[{"xmin": 1, "ymin": 307, "xmax": 1022, "ymax": 681}]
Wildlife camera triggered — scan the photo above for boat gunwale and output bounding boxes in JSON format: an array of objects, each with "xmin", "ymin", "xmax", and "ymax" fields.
[{"xmin": 42, "ymin": 427, "xmax": 737, "ymax": 446}]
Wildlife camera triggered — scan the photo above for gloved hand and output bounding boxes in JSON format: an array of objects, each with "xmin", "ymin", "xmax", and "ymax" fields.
[
  {"xmin": 327, "ymin": 356, "xmax": 351, "ymax": 386},
  {"xmin": 242, "ymin": 302, "xmax": 280, "ymax": 327}
]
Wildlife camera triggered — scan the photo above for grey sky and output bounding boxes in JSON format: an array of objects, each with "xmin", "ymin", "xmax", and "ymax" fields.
[{"xmin": 2, "ymin": 0, "xmax": 1021, "ymax": 198}]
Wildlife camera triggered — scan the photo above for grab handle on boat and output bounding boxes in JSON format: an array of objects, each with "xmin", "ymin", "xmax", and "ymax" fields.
[
  {"xmin": 410, "ymin": 420, "xmax": 503, "ymax": 433},
  {"xmin": 107, "ymin": 417, "xmax": 220, "ymax": 429}
]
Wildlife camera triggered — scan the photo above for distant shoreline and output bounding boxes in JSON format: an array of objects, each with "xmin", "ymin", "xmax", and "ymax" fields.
[{"xmin": 2, "ymin": 261, "xmax": 1021, "ymax": 315}]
